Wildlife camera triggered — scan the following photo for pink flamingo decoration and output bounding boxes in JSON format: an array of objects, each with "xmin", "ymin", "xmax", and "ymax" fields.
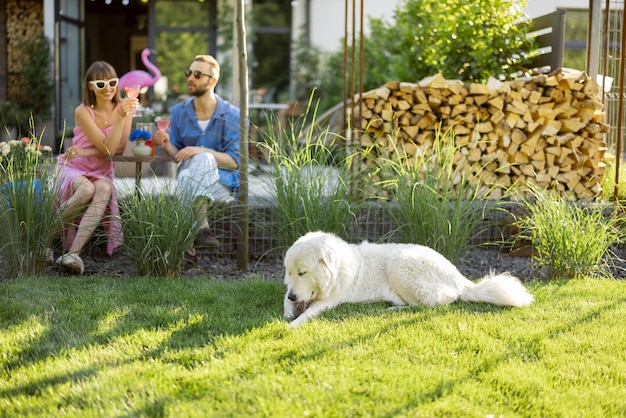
[{"xmin": 118, "ymin": 48, "xmax": 161, "ymax": 93}]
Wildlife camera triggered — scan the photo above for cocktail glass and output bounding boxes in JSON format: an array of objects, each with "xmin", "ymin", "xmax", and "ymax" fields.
[
  {"xmin": 124, "ymin": 85, "xmax": 141, "ymax": 116},
  {"xmin": 155, "ymin": 116, "xmax": 170, "ymax": 131}
]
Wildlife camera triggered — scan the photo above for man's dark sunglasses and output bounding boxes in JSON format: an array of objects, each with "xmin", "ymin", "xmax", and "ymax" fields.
[{"xmin": 184, "ymin": 69, "xmax": 213, "ymax": 79}]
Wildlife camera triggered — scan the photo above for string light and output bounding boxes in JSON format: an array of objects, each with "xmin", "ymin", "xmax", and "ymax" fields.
[
  {"xmin": 96, "ymin": 0, "xmax": 212, "ymax": 5},
  {"xmin": 100, "ymin": 0, "xmax": 149, "ymax": 4},
  {"xmin": 97, "ymin": 0, "xmax": 210, "ymax": 6}
]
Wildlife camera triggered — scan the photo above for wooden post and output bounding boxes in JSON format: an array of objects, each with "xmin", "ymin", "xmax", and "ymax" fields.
[{"xmin": 236, "ymin": 0, "xmax": 250, "ymax": 271}]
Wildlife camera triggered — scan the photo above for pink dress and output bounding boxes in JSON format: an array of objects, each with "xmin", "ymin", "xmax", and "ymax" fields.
[{"xmin": 54, "ymin": 105, "xmax": 122, "ymax": 255}]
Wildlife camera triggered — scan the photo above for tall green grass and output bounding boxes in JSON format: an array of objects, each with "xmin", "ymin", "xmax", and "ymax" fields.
[
  {"xmin": 514, "ymin": 186, "xmax": 623, "ymax": 279},
  {"xmin": 256, "ymin": 100, "xmax": 359, "ymax": 251},
  {"xmin": 0, "ymin": 124, "xmax": 57, "ymax": 278},
  {"xmin": 601, "ymin": 155, "xmax": 626, "ymax": 201},
  {"xmin": 375, "ymin": 128, "xmax": 494, "ymax": 263},
  {"xmin": 118, "ymin": 182, "xmax": 204, "ymax": 277}
]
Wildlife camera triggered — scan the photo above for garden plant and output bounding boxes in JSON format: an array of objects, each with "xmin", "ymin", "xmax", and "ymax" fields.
[
  {"xmin": 513, "ymin": 185, "xmax": 624, "ymax": 280},
  {"xmin": 373, "ymin": 127, "xmax": 497, "ymax": 263},
  {"xmin": 255, "ymin": 99, "xmax": 360, "ymax": 252},
  {"xmin": 0, "ymin": 31, "xmax": 53, "ymax": 135},
  {"xmin": 118, "ymin": 182, "xmax": 203, "ymax": 277},
  {"xmin": 315, "ymin": 0, "xmax": 534, "ymax": 114},
  {"xmin": 0, "ymin": 124, "xmax": 56, "ymax": 278}
]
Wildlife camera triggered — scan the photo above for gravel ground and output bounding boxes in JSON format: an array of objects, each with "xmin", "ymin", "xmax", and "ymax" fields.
[
  {"xmin": 42, "ymin": 245, "xmax": 544, "ymax": 281},
  {"xmin": 20, "ymin": 239, "xmax": 620, "ymax": 281},
  {"xmin": 0, "ymin": 233, "xmax": 599, "ymax": 281}
]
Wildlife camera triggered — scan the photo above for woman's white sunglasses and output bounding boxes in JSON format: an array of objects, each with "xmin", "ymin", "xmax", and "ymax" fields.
[{"xmin": 89, "ymin": 78, "xmax": 119, "ymax": 90}]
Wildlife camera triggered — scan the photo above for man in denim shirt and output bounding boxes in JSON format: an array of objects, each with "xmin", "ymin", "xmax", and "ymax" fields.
[{"xmin": 153, "ymin": 55, "xmax": 240, "ymax": 264}]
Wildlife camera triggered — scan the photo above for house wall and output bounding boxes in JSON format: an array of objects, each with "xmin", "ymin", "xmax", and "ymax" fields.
[
  {"xmin": 524, "ymin": 0, "xmax": 590, "ymax": 18},
  {"xmin": 291, "ymin": 0, "xmax": 402, "ymax": 54},
  {"xmin": 293, "ymin": 0, "xmax": 593, "ymax": 54}
]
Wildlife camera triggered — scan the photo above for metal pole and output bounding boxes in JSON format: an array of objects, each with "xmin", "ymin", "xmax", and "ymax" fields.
[
  {"xmin": 586, "ymin": 0, "xmax": 601, "ymax": 80},
  {"xmin": 358, "ymin": 0, "xmax": 364, "ymax": 140},
  {"xmin": 350, "ymin": 0, "xmax": 356, "ymax": 141},
  {"xmin": 601, "ymin": 0, "xmax": 610, "ymax": 104},
  {"xmin": 343, "ymin": 0, "xmax": 348, "ymax": 136},
  {"xmin": 613, "ymin": 2, "xmax": 626, "ymax": 200}
]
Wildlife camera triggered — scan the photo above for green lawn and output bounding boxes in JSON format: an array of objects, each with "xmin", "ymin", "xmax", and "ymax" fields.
[{"xmin": 1, "ymin": 276, "xmax": 625, "ymax": 417}]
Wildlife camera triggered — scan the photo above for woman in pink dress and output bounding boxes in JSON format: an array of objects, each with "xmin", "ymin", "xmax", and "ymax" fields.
[{"xmin": 54, "ymin": 61, "xmax": 138, "ymax": 274}]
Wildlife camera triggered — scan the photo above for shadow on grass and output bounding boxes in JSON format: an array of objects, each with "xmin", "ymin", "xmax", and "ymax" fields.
[
  {"xmin": 2, "ymin": 277, "xmax": 624, "ymax": 415},
  {"xmin": 0, "ymin": 277, "xmax": 284, "ymax": 389}
]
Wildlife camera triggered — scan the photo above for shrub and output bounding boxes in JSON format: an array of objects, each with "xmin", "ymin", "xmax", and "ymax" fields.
[
  {"xmin": 2, "ymin": 31, "xmax": 53, "ymax": 135},
  {"xmin": 317, "ymin": 0, "xmax": 534, "ymax": 114},
  {"xmin": 514, "ymin": 187, "xmax": 623, "ymax": 279},
  {"xmin": 0, "ymin": 101, "xmax": 29, "ymax": 133}
]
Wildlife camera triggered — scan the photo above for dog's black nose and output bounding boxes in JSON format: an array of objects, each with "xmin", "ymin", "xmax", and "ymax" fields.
[{"xmin": 287, "ymin": 291, "xmax": 298, "ymax": 302}]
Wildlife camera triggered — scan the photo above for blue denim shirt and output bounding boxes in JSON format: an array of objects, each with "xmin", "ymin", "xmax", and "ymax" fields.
[{"xmin": 169, "ymin": 96, "xmax": 240, "ymax": 190}]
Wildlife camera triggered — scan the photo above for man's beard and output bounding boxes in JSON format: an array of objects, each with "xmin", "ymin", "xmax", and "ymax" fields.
[{"xmin": 189, "ymin": 84, "xmax": 209, "ymax": 97}]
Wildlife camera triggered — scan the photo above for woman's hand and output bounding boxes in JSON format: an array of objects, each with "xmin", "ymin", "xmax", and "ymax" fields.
[
  {"xmin": 66, "ymin": 145, "xmax": 80, "ymax": 159},
  {"xmin": 66, "ymin": 145, "xmax": 106, "ymax": 159},
  {"xmin": 119, "ymin": 97, "xmax": 138, "ymax": 118}
]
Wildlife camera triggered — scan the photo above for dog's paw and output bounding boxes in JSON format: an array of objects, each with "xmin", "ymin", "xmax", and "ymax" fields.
[{"xmin": 288, "ymin": 315, "xmax": 310, "ymax": 327}]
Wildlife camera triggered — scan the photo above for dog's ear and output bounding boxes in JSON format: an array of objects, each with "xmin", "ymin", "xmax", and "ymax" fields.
[{"xmin": 316, "ymin": 241, "xmax": 339, "ymax": 294}]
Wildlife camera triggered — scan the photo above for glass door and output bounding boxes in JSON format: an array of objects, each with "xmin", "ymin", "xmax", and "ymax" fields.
[{"xmin": 54, "ymin": 0, "xmax": 84, "ymax": 152}]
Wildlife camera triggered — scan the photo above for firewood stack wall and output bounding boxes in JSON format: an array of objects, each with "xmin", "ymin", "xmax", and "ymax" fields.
[{"xmin": 354, "ymin": 69, "xmax": 609, "ymax": 200}]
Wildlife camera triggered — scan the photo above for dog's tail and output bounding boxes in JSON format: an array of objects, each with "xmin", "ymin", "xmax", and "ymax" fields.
[{"xmin": 460, "ymin": 272, "xmax": 534, "ymax": 307}]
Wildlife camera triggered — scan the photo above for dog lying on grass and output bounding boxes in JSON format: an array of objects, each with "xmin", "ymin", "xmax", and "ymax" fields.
[{"xmin": 283, "ymin": 231, "xmax": 534, "ymax": 327}]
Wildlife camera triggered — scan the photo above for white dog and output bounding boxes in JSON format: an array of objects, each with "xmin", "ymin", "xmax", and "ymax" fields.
[{"xmin": 283, "ymin": 231, "xmax": 534, "ymax": 327}]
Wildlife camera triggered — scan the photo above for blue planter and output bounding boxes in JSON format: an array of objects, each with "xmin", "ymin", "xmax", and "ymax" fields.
[{"xmin": 0, "ymin": 179, "xmax": 44, "ymax": 207}]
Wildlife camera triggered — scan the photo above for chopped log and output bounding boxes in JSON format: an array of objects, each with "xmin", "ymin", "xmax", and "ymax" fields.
[
  {"xmin": 419, "ymin": 73, "xmax": 448, "ymax": 88},
  {"xmin": 468, "ymin": 83, "xmax": 491, "ymax": 96},
  {"xmin": 354, "ymin": 69, "xmax": 608, "ymax": 200}
]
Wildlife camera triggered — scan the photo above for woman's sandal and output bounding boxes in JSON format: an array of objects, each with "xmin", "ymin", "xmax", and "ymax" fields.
[
  {"xmin": 195, "ymin": 228, "xmax": 220, "ymax": 248},
  {"xmin": 55, "ymin": 253, "xmax": 85, "ymax": 275},
  {"xmin": 183, "ymin": 249, "xmax": 198, "ymax": 266},
  {"xmin": 45, "ymin": 248, "xmax": 55, "ymax": 265}
]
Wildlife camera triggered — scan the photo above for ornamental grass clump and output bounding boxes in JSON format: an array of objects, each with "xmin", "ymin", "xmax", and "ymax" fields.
[
  {"xmin": 514, "ymin": 186, "xmax": 623, "ymax": 279},
  {"xmin": 378, "ymin": 127, "xmax": 494, "ymax": 263},
  {"xmin": 256, "ymin": 99, "xmax": 358, "ymax": 251},
  {"xmin": 0, "ymin": 126, "xmax": 56, "ymax": 278},
  {"xmin": 600, "ymin": 155, "xmax": 626, "ymax": 201},
  {"xmin": 119, "ymin": 182, "xmax": 202, "ymax": 277}
]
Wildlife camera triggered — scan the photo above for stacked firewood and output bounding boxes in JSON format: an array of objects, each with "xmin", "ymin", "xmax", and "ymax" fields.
[
  {"xmin": 6, "ymin": 0, "xmax": 45, "ymax": 101},
  {"xmin": 354, "ymin": 69, "xmax": 609, "ymax": 199}
]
